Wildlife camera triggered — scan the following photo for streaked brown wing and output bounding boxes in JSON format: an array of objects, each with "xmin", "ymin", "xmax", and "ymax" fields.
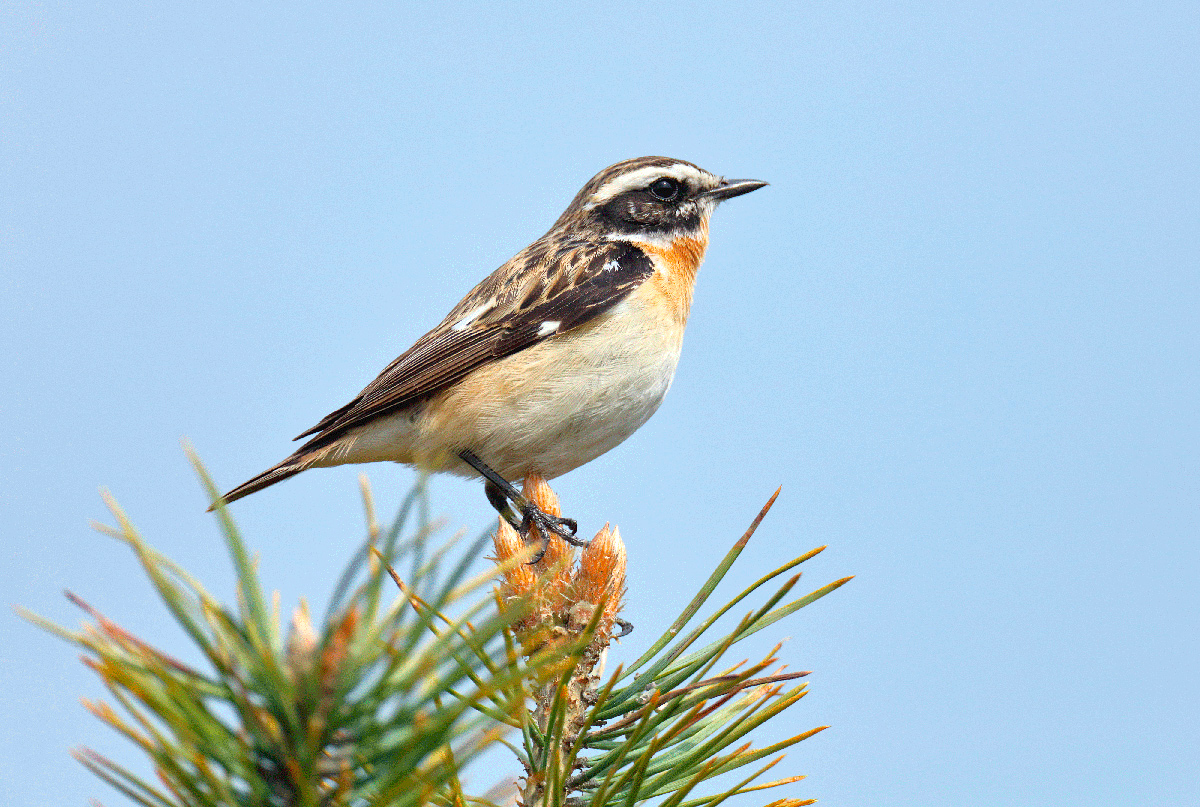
[{"xmin": 293, "ymin": 239, "xmax": 655, "ymax": 450}]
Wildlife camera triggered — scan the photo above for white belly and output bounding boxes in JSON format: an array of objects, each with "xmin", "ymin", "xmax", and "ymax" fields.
[{"xmin": 335, "ymin": 292, "xmax": 686, "ymax": 480}]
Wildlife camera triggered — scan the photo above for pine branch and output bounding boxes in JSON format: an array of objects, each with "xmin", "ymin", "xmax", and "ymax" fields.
[
  {"xmin": 21, "ymin": 457, "xmax": 849, "ymax": 807},
  {"xmin": 487, "ymin": 476, "xmax": 849, "ymax": 807}
]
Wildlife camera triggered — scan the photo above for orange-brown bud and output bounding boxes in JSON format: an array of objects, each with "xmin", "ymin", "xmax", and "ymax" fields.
[
  {"xmin": 572, "ymin": 524, "xmax": 626, "ymax": 633},
  {"xmin": 320, "ymin": 606, "xmax": 357, "ymax": 694},
  {"xmin": 492, "ymin": 518, "xmax": 538, "ymax": 599},
  {"xmin": 523, "ymin": 473, "xmax": 560, "ymax": 518},
  {"xmin": 286, "ymin": 599, "xmax": 318, "ymax": 679},
  {"xmin": 524, "ymin": 474, "xmax": 575, "ymax": 603}
]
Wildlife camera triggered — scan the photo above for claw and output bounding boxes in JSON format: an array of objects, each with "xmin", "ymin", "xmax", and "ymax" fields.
[
  {"xmin": 521, "ymin": 506, "xmax": 587, "ymax": 564},
  {"xmin": 462, "ymin": 449, "xmax": 590, "ymax": 562},
  {"xmin": 527, "ymin": 540, "xmax": 548, "ymax": 565},
  {"xmin": 526, "ymin": 507, "xmax": 584, "ymax": 544}
]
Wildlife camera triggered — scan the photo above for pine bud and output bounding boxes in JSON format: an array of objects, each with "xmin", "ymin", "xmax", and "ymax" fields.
[
  {"xmin": 286, "ymin": 599, "xmax": 317, "ymax": 680},
  {"xmin": 572, "ymin": 524, "xmax": 626, "ymax": 637},
  {"xmin": 492, "ymin": 518, "xmax": 538, "ymax": 600},
  {"xmin": 524, "ymin": 474, "xmax": 575, "ymax": 605}
]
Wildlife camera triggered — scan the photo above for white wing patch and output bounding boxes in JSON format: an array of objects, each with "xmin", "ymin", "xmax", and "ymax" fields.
[
  {"xmin": 537, "ymin": 320, "xmax": 561, "ymax": 337},
  {"xmin": 451, "ymin": 301, "xmax": 496, "ymax": 331}
]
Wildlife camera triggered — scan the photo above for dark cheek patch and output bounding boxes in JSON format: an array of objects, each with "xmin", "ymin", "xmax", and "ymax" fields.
[
  {"xmin": 597, "ymin": 194, "xmax": 703, "ymax": 239},
  {"xmin": 602, "ymin": 195, "xmax": 669, "ymax": 228}
]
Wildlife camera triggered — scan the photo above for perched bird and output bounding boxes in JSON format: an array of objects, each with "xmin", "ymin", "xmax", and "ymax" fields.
[{"xmin": 218, "ymin": 156, "xmax": 766, "ymax": 547}]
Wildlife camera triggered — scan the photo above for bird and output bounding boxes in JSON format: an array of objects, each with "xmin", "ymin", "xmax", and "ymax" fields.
[{"xmin": 217, "ymin": 156, "xmax": 766, "ymax": 550}]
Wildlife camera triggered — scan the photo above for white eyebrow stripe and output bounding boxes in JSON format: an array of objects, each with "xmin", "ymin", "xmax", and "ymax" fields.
[
  {"xmin": 537, "ymin": 320, "xmax": 560, "ymax": 337},
  {"xmin": 587, "ymin": 164, "xmax": 714, "ymax": 207},
  {"xmin": 451, "ymin": 301, "xmax": 496, "ymax": 331}
]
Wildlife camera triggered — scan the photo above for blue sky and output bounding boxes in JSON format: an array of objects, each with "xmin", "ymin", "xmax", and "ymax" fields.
[{"xmin": 3, "ymin": 2, "xmax": 1197, "ymax": 804}]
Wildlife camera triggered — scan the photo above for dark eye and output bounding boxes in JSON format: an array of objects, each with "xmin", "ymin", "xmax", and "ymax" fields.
[{"xmin": 648, "ymin": 177, "xmax": 681, "ymax": 201}]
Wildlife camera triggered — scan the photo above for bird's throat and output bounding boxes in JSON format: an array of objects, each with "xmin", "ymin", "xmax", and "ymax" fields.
[{"xmin": 636, "ymin": 227, "xmax": 709, "ymax": 327}]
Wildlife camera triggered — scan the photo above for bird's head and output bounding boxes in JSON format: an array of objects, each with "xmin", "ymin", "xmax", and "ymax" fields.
[{"xmin": 553, "ymin": 157, "xmax": 767, "ymax": 244}]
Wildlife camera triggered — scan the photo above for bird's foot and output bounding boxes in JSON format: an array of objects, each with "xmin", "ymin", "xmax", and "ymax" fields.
[
  {"xmin": 512, "ymin": 503, "xmax": 583, "ymax": 565},
  {"xmin": 463, "ymin": 450, "xmax": 589, "ymax": 564},
  {"xmin": 521, "ymin": 504, "xmax": 582, "ymax": 545}
]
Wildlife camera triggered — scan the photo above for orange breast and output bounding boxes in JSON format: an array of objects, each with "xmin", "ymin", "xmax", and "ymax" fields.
[{"xmin": 637, "ymin": 226, "xmax": 710, "ymax": 326}]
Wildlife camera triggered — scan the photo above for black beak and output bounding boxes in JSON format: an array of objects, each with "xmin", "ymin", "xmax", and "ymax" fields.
[{"xmin": 706, "ymin": 178, "xmax": 769, "ymax": 201}]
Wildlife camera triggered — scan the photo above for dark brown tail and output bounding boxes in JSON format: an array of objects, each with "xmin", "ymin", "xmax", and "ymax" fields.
[{"xmin": 208, "ymin": 454, "xmax": 312, "ymax": 511}]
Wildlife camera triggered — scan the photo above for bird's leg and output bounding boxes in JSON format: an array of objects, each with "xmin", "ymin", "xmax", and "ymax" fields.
[
  {"xmin": 487, "ymin": 477, "xmax": 548, "ymax": 564},
  {"xmin": 459, "ymin": 449, "xmax": 583, "ymax": 547},
  {"xmin": 484, "ymin": 476, "xmax": 560, "ymax": 565},
  {"xmin": 484, "ymin": 480, "xmax": 523, "ymax": 532}
]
